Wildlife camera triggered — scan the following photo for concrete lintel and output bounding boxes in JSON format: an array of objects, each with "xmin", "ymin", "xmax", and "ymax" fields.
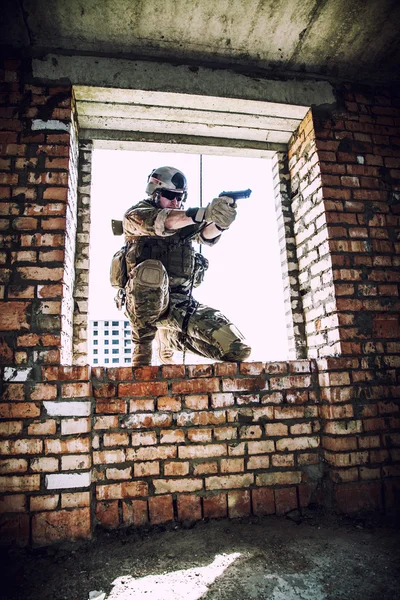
[
  {"xmin": 33, "ymin": 54, "xmax": 335, "ymax": 108},
  {"xmin": 83, "ymin": 130, "xmax": 284, "ymax": 158}
]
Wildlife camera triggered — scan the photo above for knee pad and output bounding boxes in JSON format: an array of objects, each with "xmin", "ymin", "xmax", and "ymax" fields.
[{"xmin": 133, "ymin": 259, "xmax": 167, "ymax": 289}]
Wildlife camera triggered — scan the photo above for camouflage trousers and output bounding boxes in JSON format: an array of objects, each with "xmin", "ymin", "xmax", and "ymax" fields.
[{"xmin": 124, "ymin": 259, "xmax": 251, "ymax": 362}]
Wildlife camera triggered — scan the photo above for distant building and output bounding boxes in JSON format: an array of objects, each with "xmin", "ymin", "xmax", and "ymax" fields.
[{"xmin": 88, "ymin": 320, "xmax": 132, "ymax": 366}]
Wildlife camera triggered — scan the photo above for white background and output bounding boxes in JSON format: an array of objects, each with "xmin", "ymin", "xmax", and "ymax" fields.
[{"xmin": 89, "ymin": 150, "xmax": 289, "ymax": 361}]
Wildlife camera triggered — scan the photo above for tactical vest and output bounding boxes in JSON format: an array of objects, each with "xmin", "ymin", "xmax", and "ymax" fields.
[{"xmin": 125, "ymin": 225, "xmax": 206, "ymax": 291}]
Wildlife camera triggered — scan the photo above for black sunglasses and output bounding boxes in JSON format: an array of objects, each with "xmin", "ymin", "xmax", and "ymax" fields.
[{"xmin": 161, "ymin": 189, "xmax": 184, "ymax": 201}]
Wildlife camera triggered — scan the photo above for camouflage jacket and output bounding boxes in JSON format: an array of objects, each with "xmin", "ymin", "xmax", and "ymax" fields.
[{"xmin": 123, "ymin": 199, "xmax": 219, "ymax": 290}]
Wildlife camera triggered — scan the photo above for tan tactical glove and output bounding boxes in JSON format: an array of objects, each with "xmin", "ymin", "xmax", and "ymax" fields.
[
  {"xmin": 205, "ymin": 196, "xmax": 236, "ymax": 229},
  {"xmin": 186, "ymin": 196, "xmax": 236, "ymax": 230}
]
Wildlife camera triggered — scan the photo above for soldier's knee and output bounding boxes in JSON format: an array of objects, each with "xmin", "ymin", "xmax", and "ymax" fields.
[
  {"xmin": 221, "ymin": 341, "xmax": 251, "ymax": 362},
  {"xmin": 132, "ymin": 259, "xmax": 167, "ymax": 289}
]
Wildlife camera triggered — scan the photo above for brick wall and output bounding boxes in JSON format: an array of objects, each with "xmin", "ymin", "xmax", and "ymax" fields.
[
  {"xmin": 72, "ymin": 140, "xmax": 93, "ymax": 365},
  {"xmin": 288, "ymin": 86, "xmax": 400, "ymax": 513},
  {"xmin": 0, "ymin": 57, "xmax": 77, "ymax": 368},
  {"xmin": 92, "ymin": 361, "xmax": 320, "ymax": 530},
  {"xmin": 1, "ymin": 57, "xmax": 399, "ymax": 547},
  {"xmin": 1, "ymin": 360, "xmax": 322, "ymax": 546}
]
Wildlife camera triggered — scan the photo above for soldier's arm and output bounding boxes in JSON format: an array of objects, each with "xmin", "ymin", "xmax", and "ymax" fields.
[
  {"xmin": 164, "ymin": 210, "xmax": 221, "ymax": 240},
  {"xmin": 124, "ymin": 204, "xmax": 176, "ymax": 238}
]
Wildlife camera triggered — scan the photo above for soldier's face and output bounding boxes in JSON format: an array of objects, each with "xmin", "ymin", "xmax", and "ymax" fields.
[{"xmin": 159, "ymin": 192, "xmax": 183, "ymax": 209}]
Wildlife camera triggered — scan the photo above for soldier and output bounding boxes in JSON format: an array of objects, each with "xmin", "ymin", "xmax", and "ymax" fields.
[{"xmin": 122, "ymin": 166, "xmax": 251, "ymax": 366}]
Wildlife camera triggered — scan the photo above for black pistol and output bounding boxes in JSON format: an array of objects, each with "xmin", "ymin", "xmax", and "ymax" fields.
[{"xmin": 218, "ymin": 189, "xmax": 252, "ymax": 205}]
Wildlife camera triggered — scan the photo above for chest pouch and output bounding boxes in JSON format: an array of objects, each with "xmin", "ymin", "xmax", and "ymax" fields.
[
  {"xmin": 110, "ymin": 244, "xmax": 128, "ymax": 289},
  {"xmin": 193, "ymin": 252, "xmax": 209, "ymax": 287}
]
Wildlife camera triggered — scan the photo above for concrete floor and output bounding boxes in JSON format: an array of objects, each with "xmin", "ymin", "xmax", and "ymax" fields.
[{"xmin": 3, "ymin": 511, "xmax": 400, "ymax": 600}]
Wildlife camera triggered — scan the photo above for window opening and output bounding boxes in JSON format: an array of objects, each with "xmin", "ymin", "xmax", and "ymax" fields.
[{"xmin": 88, "ymin": 149, "xmax": 288, "ymax": 364}]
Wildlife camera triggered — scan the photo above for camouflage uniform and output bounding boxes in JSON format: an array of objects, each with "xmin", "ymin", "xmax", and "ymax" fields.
[{"xmin": 123, "ymin": 199, "xmax": 251, "ymax": 362}]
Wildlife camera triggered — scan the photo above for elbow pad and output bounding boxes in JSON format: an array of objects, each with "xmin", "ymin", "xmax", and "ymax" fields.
[{"xmin": 185, "ymin": 207, "xmax": 206, "ymax": 224}]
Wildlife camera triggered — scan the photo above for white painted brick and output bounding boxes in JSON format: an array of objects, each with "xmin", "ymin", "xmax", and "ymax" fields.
[
  {"xmin": 45, "ymin": 472, "xmax": 91, "ymax": 490},
  {"xmin": 44, "ymin": 401, "xmax": 91, "ymax": 417},
  {"xmin": 32, "ymin": 119, "xmax": 69, "ymax": 131},
  {"xmin": 3, "ymin": 367, "xmax": 32, "ymax": 382}
]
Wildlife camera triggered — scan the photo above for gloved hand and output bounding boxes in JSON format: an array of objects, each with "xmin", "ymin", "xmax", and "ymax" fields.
[
  {"xmin": 185, "ymin": 196, "xmax": 237, "ymax": 229},
  {"xmin": 204, "ymin": 196, "xmax": 237, "ymax": 229}
]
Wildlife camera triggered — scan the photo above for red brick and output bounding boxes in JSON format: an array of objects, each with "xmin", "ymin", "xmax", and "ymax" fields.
[
  {"xmin": 0, "ymin": 494, "xmax": 26, "ymax": 513},
  {"xmin": 203, "ymin": 493, "xmax": 227, "ymax": 518},
  {"xmin": 206, "ymin": 473, "xmax": 254, "ymax": 490},
  {"xmin": 176, "ymin": 411, "xmax": 225, "ymax": 427},
  {"xmin": 119, "ymin": 381, "xmax": 168, "ymax": 397},
  {"xmin": 30, "ymin": 383, "xmax": 57, "ymax": 401},
  {"xmin": 214, "ymin": 362, "xmax": 237, "ymax": 376},
  {"xmin": 107, "ymin": 367, "xmax": 134, "ymax": 381},
  {"xmin": 122, "ymin": 499, "xmax": 149, "ymax": 527},
  {"xmin": 213, "ymin": 426, "xmax": 237, "ymax": 440},
  {"xmin": 164, "ymin": 461, "xmax": 189, "ymax": 477},
  {"xmin": 334, "ymin": 481, "xmax": 383, "ymax": 513},
  {"xmin": 0, "ymin": 474, "xmax": 40, "ymax": 493},
  {"xmin": 123, "ymin": 412, "xmax": 172, "ymax": 429},
  {"xmin": 171, "ymin": 378, "xmax": 219, "ymax": 394},
  {"xmin": 0, "ymin": 458, "xmax": 28, "ymax": 474},
  {"xmin": 0, "ymin": 301, "xmax": 29, "ymax": 330},
  {"xmin": 61, "ymin": 382, "xmax": 91, "ymax": 398},
  {"xmin": 220, "ymin": 458, "xmax": 244, "ymax": 473},
  {"xmin": 94, "ymin": 416, "xmax": 119, "ymax": 430},
  {"xmin": 32, "ymin": 508, "xmax": 91, "ymax": 546},
  {"xmin": 177, "ymin": 494, "xmax": 202, "ymax": 522},
  {"xmin": 134, "ymin": 461, "xmax": 160, "ymax": 477},
  {"xmin": 96, "ymin": 399, "xmax": 127, "ymax": 414},
  {"xmin": 222, "ymin": 377, "xmax": 267, "ymax": 392},
  {"xmin": 127, "ymin": 446, "xmax": 176, "ymax": 461},
  {"xmin": 251, "ymin": 487, "xmax": 275, "ymax": 516},
  {"xmin": 193, "ymin": 462, "xmax": 218, "ymax": 475},
  {"xmin": 299, "ymin": 483, "xmax": 319, "ymax": 508},
  {"xmin": 157, "ymin": 396, "xmax": 181, "ymax": 411},
  {"xmin": 187, "ymin": 428, "xmax": 212, "ymax": 443},
  {"xmin": 187, "ymin": 364, "xmax": 213, "ymax": 378},
  {"xmin": 148, "ymin": 495, "xmax": 174, "ymax": 524},
  {"xmin": 3, "ymin": 383, "xmax": 25, "ymax": 401},
  {"xmin": 159, "ymin": 429, "xmax": 185, "ymax": 444},
  {"xmin": 161, "ymin": 365, "xmax": 185, "ymax": 378},
  {"xmin": 93, "ymin": 450, "xmax": 126, "ymax": 465},
  {"xmin": 239, "ymin": 425, "xmax": 262, "ymax": 439},
  {"xmin": 0, "ymin": 514, "xmax": 30, "ymax": 547},
  {"xmin": 44, "ymin": 437, "xmax": 90, "ymax": 454},
  {"xmin": 275, "ymin": 487, "xmax": 298, "ymax": 515},
  {"xmin": 184, "ymin": 395, "xmax": 209, "ymax": 410},
  {"xmin": 228, "ymin": 490, "xmax": 251, "ymax": 518},
  {"xmin": 96, "ymin": 501, "xmax": 119, "ymax": 529},
  {"xmin": 0, "ymin": 421, "xmax": 23, "ymax": 437},
  {"xmin": 0, "ymin": 403, "xmax": 40, "ymax": 419},
  {"xmin": 103, "ymin": 433, "xmax": 129, "ymax": 447},
  {"xmin": 133, "ymin": 365, "xmax": 159, "ymax": 380},
  {"xmin": 153, "ymin": 478, "xmax": 203, "ymax": 494},
  {"xmin": 0, "ymin": 439, "xmax": 42, "ymax": 455},
  {"xmin": 105, "ymin": 467, "xmax": 131, "ymax": 480},
  {"xmin": 97, "ymin": 481, "xmax": 148, "ymax": 500},
  {"xmin": 61, "ymin": 492, "xmax": 90, "ymax": 508},
  {"xmin": 271, "ymin": 454, "xmax": 295, "ymax": 468}
]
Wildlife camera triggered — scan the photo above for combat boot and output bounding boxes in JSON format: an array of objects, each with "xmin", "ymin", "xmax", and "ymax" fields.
[
  {"xmin": 132, "ymin": 342, "xmax": 153, "ymax": 366},
  {"xmin": 156, "ymin": 328, "xmax": 175, "ymax": 364}
]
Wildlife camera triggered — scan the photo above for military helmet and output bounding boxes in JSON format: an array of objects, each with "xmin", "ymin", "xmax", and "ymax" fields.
[{"xmin": 145, "ymin": 166, "xmax": 188, "ymax": 201}]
